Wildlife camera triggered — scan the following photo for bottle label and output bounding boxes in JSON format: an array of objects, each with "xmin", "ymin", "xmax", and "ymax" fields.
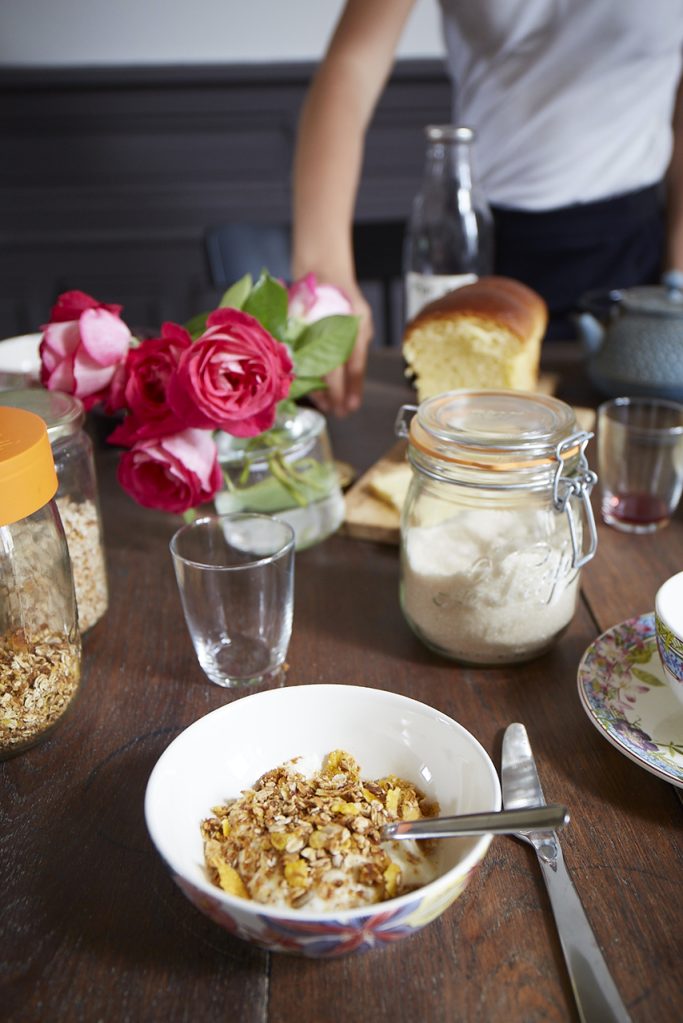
[{"xmin": 405, "ymin": 272, "xmax": 478, "ymax": 322}]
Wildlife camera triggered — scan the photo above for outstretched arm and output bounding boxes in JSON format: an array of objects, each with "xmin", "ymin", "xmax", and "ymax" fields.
[{"xmin": 291, "ymin": 0, "xmax": 417, "ymax": 415}]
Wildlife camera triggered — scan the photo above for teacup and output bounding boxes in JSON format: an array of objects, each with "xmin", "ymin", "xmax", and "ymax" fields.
[{"xmin": 655, "ymin": 571, "xmax": 683, "ymax": 705}]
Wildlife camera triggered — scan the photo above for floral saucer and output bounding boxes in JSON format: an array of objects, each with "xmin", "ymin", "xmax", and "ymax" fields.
[{"xmin": 577, "ymin": 613, "xmax": 683, "ymax": 788}]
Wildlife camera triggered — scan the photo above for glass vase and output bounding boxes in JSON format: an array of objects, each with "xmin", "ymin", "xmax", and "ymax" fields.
[{"xmin": 213, "ymin": 407, "xmax": 345, "ymax": 550}]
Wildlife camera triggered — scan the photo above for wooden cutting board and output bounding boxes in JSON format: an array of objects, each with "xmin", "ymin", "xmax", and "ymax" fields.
[
  {"xmin": 342, "ymin": 440, "xmax": 407, "ymax": 544},
  {"xmin": 342, "ymin": 401, "xmax": 596, "ymax": 545}
]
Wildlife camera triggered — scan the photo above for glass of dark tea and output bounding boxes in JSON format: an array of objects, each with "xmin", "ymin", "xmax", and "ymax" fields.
[{"xmin": 597, "ymin": 396, "xmax": 683, "ymax": 533}]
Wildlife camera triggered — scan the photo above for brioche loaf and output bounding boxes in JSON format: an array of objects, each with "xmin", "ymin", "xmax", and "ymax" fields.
[{"xmin": 402, "ymin": 276, "xmax": 548, "ymax": 401}]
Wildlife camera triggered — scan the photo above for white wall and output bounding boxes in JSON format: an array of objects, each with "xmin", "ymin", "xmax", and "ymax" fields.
[{"xmin": 0, "ymin": 0, "xmax": 444, "ymax": 66}]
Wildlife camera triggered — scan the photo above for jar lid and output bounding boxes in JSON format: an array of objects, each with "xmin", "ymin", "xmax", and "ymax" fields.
[
  {"xmin": 0, "ymin": 388, "xmax": 84, "ymax": 442},
  {"xmin": 409, "ymin": 390, "xmax": 579, "ymax": 470},
  {"xmin": 0, "ymin": 406, "xmax": 58, "ymax": 526}
]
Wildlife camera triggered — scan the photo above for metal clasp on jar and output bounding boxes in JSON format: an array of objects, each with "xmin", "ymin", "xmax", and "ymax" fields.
[
  {"xmin": 395, "ymin": 405, "xmax": 418, "ymax": 439},
  {"xmin": 552, "ymin": 432, "xmax": 598, "ymax": 569}
]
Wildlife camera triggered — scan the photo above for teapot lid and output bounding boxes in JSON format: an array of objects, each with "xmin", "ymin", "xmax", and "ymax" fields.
[{"xmin": 620, "ymin": 276, "xmax": 683, "ymax": 318}]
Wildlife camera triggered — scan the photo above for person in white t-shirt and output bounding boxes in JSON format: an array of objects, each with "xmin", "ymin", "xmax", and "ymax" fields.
[{"xmin": 292, "ymin": 0, "xmax": 683, "ymax": 415}]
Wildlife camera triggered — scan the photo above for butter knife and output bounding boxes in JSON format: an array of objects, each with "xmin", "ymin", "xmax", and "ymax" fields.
[{"xmin": 501, "ymin": 723, "xmax": 631, "ymax": 1023}]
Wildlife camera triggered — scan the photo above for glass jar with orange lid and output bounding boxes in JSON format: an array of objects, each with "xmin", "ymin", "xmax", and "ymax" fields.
[
  {"xmin": 0, "ymin": 406, "xmax": 81, "ymax": 758},
  {"xmin": 0, "ymin": 388, "xmax": 108, "ymax": 631},
  {"xmin": 395, "ymin": 390, "xmax": 598, "ymax": 666}
]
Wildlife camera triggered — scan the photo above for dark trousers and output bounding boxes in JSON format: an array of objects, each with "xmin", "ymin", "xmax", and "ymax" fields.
[{"xmin": 491, "ymin": 184, "xmax": 665, "ymax": 340}]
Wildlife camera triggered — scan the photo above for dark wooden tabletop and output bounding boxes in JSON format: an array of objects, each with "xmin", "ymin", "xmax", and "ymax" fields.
[{"xmin": 2, "ymin": 346, "xmax": 682, "ymax": 1023}]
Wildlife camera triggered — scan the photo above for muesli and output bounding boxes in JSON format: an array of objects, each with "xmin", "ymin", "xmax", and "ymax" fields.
[
  {"xmin": 56, "ymin": 496, "xmax": 108, "ymax": 632},
  {"xmin": 201, "ymin": 749, "xmax": 440, "ymax": 911},
  {"xmin": 0, "ymin": 627, "xmax": 81, "ymax": 755}
]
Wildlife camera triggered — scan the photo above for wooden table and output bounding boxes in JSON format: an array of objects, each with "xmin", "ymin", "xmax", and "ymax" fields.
[{"xmin": 2, "ymin": 347, "xmax": 682, "ymax": 1022}]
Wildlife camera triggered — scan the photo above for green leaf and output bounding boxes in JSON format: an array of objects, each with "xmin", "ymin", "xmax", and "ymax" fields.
[
  {"xmin": 287, "ymin": 376, "xmax": 327, "ymax": 400},
  {"xmin": 631, "ymin": 668, "xmax": 666, "ymax": 687},
  {"xmin": 219, "ymin": 274, "xmax": 252, "ymax": 310},
  {"xmin": 243, "ymin": 272, "xmax": 288, "ymax": 340},
  {"xmin": 184, "ymin": 311, "xmax": 210, "ymax": 339},
  {"xmin": 291, "ymin": 315, "xmax": 359, "ymax": 378}
]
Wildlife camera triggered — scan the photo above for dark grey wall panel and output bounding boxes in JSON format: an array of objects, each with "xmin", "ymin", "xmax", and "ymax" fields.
[{"xmin": 0, "ymin": 61, "xmax": 450, "ymax": 342}]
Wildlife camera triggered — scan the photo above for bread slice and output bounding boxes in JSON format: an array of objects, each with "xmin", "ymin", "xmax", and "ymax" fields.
[
  {"xmin": 365, "ymin": 462, "xmax": 412, "ymax": 512},
  {"xmin": 402, "ymin": 276, "xmax": 548, "ymax": 401}
]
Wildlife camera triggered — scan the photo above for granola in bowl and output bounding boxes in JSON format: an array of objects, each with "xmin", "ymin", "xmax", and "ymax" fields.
[
  {"xmin": 200, "ymin": 749, "xmax": 440, "ymax": 911},
  {"xmin": 145, "ymin": 684, "xmax": 501, "ymax": 956}
]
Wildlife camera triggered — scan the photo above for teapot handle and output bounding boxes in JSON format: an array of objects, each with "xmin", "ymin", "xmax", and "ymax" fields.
[
  {"xmin": 662, "ymin": 269, "xmax": 683, "ymax": 299},
  {"xmin": 576, "ymin": 288, "xmax": 623, "ymax": 318}
]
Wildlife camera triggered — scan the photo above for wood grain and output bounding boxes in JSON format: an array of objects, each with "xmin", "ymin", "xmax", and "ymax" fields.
[{"xmin": 1, "ymin": 347, "xmax": 680, "ymax": 1023}]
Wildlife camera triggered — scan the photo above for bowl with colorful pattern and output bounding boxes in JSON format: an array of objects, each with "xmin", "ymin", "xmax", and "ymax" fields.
[{"xmin": 144, "ymin": 683, "xmax": 500, "ymax": 957}]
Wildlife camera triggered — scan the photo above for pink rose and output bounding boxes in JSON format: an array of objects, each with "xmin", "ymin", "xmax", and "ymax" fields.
[
  {"xmin": 108, "ymin": 323, "xmax": 192, "ymax": 446},
  {"xmin": 167, "ymin": 308, "xmax": 293, "ymax": 438},
  {"xmin": 40, "ymin": 292, "xmax": 132, "ymax": 410},
  {"xmin": 287, "ymin": 273, "xmax": 352, "ymax": 324},
  {"xmin": 117, "ymin": 428, "xmax": 223, "ymax": 514}
]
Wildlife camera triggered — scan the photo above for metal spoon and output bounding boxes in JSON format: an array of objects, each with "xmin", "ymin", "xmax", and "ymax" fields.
[{"xmin": 381, "ymin": 803, "xmax": 569, "ymax": 841}]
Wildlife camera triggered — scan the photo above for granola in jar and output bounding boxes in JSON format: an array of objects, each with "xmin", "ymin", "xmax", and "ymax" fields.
[
  {"xmin": 56, "ymin": 496, "xmax": 108, "ymax": 632},
  {"xmin": 0, "ymin": 389, "xmax": 109, "ymax": 632},
  {"xmin": 0, "ymin": 405, "xmax": 82, "ymax": 758},
  {"xmin": 0, "ymin": 627, "xmax": 81, "ymax": 755}
]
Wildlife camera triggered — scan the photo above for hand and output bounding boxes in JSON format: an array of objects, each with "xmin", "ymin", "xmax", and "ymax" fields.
[{"xmin": 311, "ymin": 285, "xmax": 374, "ymax": 417}]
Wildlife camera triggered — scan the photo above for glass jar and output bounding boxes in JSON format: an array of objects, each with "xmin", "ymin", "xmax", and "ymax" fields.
[
  {"xmin": 396, "ymin": 391, "xmax": 598, "ymax": 665},
  {"xmin": 214, "ymin": 407, "xmax": 345, "ymax": 550},
  {"xmin": 0, "ymin": 389, "xmax": 108, "ymax": 632},
  {"xmin": 0, "ymin": 406, "xmax": 81, "ymax": 758}
]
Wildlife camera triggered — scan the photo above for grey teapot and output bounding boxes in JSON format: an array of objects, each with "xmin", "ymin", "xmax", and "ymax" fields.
[{"xmin": 576, "ymin": 272, "xmax": 683, "ymax": 400}]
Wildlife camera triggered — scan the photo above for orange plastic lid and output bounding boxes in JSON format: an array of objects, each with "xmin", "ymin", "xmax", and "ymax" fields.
[{"xmin": 0, "ymin": 406, "xmax": 58, "ymax": 526}]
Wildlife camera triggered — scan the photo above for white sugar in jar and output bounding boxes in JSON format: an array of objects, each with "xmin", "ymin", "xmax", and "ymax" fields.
[{"xmin": 396, "ymin": 391, "xmax": 598, "ymax": 665}]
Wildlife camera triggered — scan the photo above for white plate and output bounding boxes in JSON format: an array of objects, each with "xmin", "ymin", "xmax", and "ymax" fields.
[
  {"xmin": 577, "ymin": 613, "xmax": 683, "ymax": 788},
  {"xmin": 0, "ymin": 333, "xmax": 41, "ymax": 379}
]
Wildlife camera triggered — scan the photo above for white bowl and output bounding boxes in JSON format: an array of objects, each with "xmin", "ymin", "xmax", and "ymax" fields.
[
  {"xmin": 0, "ymin": 333, "xmax": 41, "ymax": 378},
  {"xmin": 655, "ymin": 570, "xmax": 683, "ymax": 704},
  {"xmin": 145, "ymin": 683, "xmax": 501, "ymax": 957}
]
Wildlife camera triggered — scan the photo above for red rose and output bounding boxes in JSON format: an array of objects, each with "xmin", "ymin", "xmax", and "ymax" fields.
[
  {"xmin": 48, "ymin": 289, "xmax": 122, "ymax": 323},
  {"xmin": 39, "ymin": 291, "xmax": 131, "ymax": 410},
  {"xmin": 167, "ymin": 308, "xmax": 293, "ymax": 438},
  {"xmin": 117, "ymin": 429, "xmax": 223, "ymax": 514},
  {"xmin": 108, "ymin": 323, "xmax": 192, "ymax": 446}
]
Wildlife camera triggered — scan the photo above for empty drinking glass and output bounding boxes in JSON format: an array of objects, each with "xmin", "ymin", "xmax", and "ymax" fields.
[{"xmin": 170, "ymin": 513, "xmax": 294, "ymax": 688}]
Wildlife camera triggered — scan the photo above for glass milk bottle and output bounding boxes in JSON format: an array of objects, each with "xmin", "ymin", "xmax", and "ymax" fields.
[
  {"xmin": 396, "ymin": 391, "xmax": 598, "ymax": 666},
  {"xmin": 403, "ymin": 125, "xmax": 494, "ymax": 323},
  {"xmin": 0, "ymin": 407, "xmax": 81, "ymax": 758}
]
